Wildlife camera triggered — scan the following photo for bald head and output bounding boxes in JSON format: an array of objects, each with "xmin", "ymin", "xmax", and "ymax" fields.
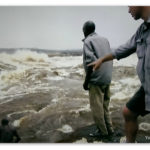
[{"xmin": 83, "ymin": 21, "xmax": 95, "ymax": 37}]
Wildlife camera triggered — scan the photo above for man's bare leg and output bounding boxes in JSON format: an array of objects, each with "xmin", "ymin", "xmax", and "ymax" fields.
[{"xmin": 123, "ymin": 106, "xmax": 138, "ymax": 143}]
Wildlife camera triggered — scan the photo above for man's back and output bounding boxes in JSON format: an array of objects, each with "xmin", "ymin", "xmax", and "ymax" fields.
[{"xmin": 83, "ymin": 33, "xmax": 113, "ymax": 85}]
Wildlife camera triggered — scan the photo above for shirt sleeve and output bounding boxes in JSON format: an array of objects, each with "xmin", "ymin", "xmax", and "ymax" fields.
[
  {"xmin": 83, "ymin": 42, "xmax": 97, "ymax": 65},
  {"xmin": 112, "ymin": 33, "xmax": 137, "ymax": 60}
]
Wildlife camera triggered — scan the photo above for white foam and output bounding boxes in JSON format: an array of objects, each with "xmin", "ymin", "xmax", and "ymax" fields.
[
  {"xmin": 12, "ymin": 50, "xmax": 49, "ymax": 63},
  {"xmin": 70, "ymin": 104, "xmax": 91, "ymax": 114},
  {"xmin": 47, "ymin": 76, "xmax": 64, "ymax": 81},
  {"xmin": 110, "ymin": 77, "xmax": 140, "ymax": 101},
  {"xmin": 48, "ymin": 56, "xmax": 82, "ymax": 68},
  {"xmin": 51, "ymin": 98, "xmax": 59, "ymax": 103},
  {"xmin": 111, "ymin": 92, "xmax": 130, "ymax": 101},
  {"xmin": 57, "ymin": 124, "xmax": 74, "ymax": 133},
  {"xmin": 7, "ymin": 110, "xmax": 37, "ymax": 118},
  {"xmin": 119, "ymin": 77, "xmax": 140, "ymax": 88},
  {"xmin": 12, "ymin": 116, "xmax": 28, "ymax": 128}
]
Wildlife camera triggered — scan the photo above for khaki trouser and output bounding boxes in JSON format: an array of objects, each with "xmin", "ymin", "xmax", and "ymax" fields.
[{"xmin": 89, "ymin": 83, "xmax": 113, "ymax": 135}]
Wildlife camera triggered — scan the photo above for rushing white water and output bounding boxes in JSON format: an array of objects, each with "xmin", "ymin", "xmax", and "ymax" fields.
[
  {"xmin": 113, "ymin": 53, "xmax": 138, "ymax": 67},
  {"xmin": 0, "ymin": 49, "xmax": 140, "ymax": 110},
  {"xmin": 0, "ymin": 49, "xmax": 140, "ymax": 111},
  {"xmin": 0, "ymin": 50, "xmax": 83, "ymax": 101}
]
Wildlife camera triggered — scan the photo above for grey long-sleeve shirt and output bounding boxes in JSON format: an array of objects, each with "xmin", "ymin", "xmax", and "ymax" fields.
[
  {"xmin": 83, "ymin": 32, "xmax": 113, "ymax": 86},
  {"xmin": 112, "ymin": 17, "xmax": 150, "ymax": 111}
]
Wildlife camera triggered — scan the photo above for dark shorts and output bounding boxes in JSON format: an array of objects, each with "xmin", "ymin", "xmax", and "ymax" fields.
[{"xmin": 126, "ymin": 86, "xmax": 150, "ymax": 116}]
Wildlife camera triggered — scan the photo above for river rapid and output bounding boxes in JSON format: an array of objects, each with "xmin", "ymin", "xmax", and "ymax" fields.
[{"xmin": 0, "ymin": 49, "xmax": 150, "ymax": 143}]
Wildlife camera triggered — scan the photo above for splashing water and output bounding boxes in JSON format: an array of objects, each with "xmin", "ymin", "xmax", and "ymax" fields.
[{"xmin": 0, "ymin": 49, "xmax": 83, "ymax": 101}]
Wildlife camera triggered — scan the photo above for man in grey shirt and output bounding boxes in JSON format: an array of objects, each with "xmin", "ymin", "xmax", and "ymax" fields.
[
  {"xmin": 82, "ymin": 21, "xmax": 114, "ymax": 138},
  {"xmin": 88, "ymin": 6, "xmax": 150, "ymax": 143}
]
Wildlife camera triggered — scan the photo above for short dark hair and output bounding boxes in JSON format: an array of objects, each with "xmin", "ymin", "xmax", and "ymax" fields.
[
  {"xmin": 1, "ymin": 118, "xmax": 9, "ymax": 126},
  {"xmin": 83, "ymin": 21, "xmax": 95, "ymax": 37}
]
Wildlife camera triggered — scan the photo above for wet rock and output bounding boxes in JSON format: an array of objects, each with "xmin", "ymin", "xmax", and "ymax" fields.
[{"xmin": 139, "ymin": 122, "xmax": 150, "ymax": 132}]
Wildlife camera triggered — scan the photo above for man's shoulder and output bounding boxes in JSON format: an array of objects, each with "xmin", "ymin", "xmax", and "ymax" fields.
[
  {"xmin": 85, "ymin": 34, "xmax": 108, "ymax": 44},
  {"xmin": 98, "ymin": 36, "xmax": 109, "ymax": 43}
]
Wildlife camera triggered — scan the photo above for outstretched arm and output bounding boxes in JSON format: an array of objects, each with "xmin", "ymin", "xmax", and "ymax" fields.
[
  {"xmin": 88, "ymin": 31, "xmax": 139, "ymax": 71},
  {"xmin": 88, "ymin": 54, "xmax": 115, "ymax": 71}
]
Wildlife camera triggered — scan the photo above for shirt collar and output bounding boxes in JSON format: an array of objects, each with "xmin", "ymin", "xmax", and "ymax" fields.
[
  {"xmin": 143, "ymin": 16, "xmax": 150, "ymax": 31},
  {"xmin": 82, "ymin": 32, "xmax": 97, "ymax": 42}
]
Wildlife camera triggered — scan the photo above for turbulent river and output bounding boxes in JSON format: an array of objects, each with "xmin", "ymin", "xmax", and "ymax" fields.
[{"xmin": 0, "ymin": 49, "xmax": 150, "ymax": 143}]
